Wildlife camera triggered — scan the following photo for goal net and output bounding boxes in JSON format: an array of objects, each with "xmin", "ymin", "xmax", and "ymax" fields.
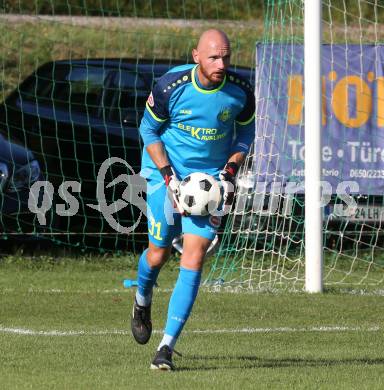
[
  {"xmin": 0, "ymin": 0, "xmax": 259, "ymax": 252},
  {"xmin": 207, "ymin": 0, "xmax": 384, "ymax": 291}
]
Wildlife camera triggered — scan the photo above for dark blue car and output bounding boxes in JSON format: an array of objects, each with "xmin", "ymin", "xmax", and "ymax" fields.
[{"xmin": 0, "ymin": 132, "xmax": 45, "ymax": 235}]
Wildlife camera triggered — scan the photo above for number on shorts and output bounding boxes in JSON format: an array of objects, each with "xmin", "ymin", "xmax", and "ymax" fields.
[{"xmin": 148, "ymin": 217, "xmax": 162, "ymax": 240}]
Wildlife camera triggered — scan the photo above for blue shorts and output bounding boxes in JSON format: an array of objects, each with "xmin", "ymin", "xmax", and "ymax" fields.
[{"xmin": 145, "ymin": 178, "xmax": 221, "ymax": 248}]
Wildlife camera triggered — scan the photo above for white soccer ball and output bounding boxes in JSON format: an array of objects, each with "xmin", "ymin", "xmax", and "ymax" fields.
[{"xmin": 178, "ymin": 172, "xmax": 222, "ymax": 216}]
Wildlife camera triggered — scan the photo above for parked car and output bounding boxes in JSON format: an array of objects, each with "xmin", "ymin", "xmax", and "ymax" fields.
[
  {"xmin": 0, "ymin": 132, "xmax": 48, "ymax": 235},
  {"xmin": 0, "ymin": 59, "xmax": 254, "ymax": 249}
]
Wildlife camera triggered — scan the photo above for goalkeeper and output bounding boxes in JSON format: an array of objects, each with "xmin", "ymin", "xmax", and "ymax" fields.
[{"xmin": 131, "ymin": 29, "xmax": 255, "ymax": 370}]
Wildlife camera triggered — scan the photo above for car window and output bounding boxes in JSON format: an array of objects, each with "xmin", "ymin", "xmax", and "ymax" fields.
[
  {"xmin": 19, "ymin": 65, "xmax": 107, "ymax": 117},
  {"xmin": 52, "ymin": 66, "xmax": 107, "ymax": 115},
  {"xmin": 103, "ymin": 70, "xmax": 150, "ymax": 125},
  {"xmin": 18, "ymin": 66, "xmax": 65, "ymax": 103}
]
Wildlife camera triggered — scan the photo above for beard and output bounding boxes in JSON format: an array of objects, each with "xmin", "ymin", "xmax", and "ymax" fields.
[{"xmin": 199, "ymin": 64, "xmax": 225, "ymax": 85}]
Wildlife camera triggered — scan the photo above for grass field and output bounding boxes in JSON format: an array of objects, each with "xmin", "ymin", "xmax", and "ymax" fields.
[
  {"xmin": 1, "ymin": 255, "xmax": 384, "ymax": 389},
  {"xmin": 1, "ymin": 12, "xmax": 384, "ymax": 387}
]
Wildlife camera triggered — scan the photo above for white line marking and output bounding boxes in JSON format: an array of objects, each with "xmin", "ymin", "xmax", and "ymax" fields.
[
  {"xmin": 0, "ymin": 288, "xmax": 174, "ymax": 294},
  {"xmin": 0, "ymin": 325, "xmax": 380, "ymax": 337},
  {"xmin": 2, "ymin": 288, "xmax": 384, "ymax": 296}
]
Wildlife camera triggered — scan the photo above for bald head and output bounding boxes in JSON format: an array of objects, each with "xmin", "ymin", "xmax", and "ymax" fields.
[
  {"xmin": 197, "ymin": 29, "xmax": 230, "ymax": 52},
  {"xmin": 192, "ymin": 29, "xmax": 231, "ymax": 87}
]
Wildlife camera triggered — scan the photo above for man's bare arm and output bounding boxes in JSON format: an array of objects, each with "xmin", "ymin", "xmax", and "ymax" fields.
[{"xmin": 146, "ymin": 142, "xmax": 170, "ymax": 170}]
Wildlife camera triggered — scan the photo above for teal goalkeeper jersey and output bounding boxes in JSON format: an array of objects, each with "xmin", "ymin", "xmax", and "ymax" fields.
[{"xmin": 139, "ymin": 64, "xmax": 255, "ymax": 181}]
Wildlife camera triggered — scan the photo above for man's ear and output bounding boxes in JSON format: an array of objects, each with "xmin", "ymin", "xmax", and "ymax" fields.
[{"xmin": 192, "ymin": 48, "xmax": 199, "ymax": 64}]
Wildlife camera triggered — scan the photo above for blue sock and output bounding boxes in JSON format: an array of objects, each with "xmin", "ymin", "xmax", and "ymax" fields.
[
  {"xmin": 163, "ymin": 267, "xmax": 201, "ymax": 341},
  {"xmin": 135, "ymin": 249, "xmax": 160, "ymax": 306}
]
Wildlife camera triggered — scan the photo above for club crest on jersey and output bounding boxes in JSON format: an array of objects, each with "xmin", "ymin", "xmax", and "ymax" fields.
[
  {"xmin": 147, "ymin": 92, "xmax": 154, "ymax": 107},
  {"xmin": 218, "ymin": 107, "xmax": 231, "ymax": 122}
]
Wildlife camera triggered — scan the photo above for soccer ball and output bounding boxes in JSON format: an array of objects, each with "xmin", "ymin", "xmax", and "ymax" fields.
[{"xmin": 178, "ymin": 172, "xmax": 222, "ymax": 216}]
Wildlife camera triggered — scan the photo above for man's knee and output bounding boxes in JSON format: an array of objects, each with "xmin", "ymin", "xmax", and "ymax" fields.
[
  {"xmin": 181, "ymin": 234, "xmax": 212, "ymax": 270},
  {"xmin": 147, "ymin": 243, "xmax": 172, "ymax": 268}
]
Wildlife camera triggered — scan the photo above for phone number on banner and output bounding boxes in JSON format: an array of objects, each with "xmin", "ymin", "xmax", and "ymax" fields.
[{"xmin": 350, "ymin": 169, "xmax": 384, "ymax": 179}]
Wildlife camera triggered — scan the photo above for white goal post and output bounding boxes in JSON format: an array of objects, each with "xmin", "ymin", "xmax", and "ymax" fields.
[{"xmin": 304, "ymin": 0, "xmax": 323, "ymax": 292}]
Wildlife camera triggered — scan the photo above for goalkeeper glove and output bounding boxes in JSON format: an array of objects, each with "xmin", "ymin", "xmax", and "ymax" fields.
[
  {"xmin": 219, "ymin": 162, "xmax": 239, "ymax": 214},
  {"xmin": 160, "ymin": 165, "xmax": 185, "ymax": 215}
]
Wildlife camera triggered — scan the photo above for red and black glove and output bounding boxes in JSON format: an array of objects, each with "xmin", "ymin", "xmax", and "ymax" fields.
[
  {"xmin": 160, "ymin": 165, "xmax": 185, "ymax": 215},
  {"xmin": 219, "ymin": 162, "xmax": 239, "ymax": 214}
]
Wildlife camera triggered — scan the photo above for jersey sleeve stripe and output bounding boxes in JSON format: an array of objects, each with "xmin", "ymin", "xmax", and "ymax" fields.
[
  {"xmin": 236, "ymin": 112, "xmax": 255, "ymax": 126},
  {"xmin": 146, "ymin": 103, "xmax": 167, "ymax": 122}
]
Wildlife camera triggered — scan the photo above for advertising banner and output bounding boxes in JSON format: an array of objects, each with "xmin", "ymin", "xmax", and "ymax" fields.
[{"xmin": 255, "ymin": 44, "xmax": 384, "ymax": 194}]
